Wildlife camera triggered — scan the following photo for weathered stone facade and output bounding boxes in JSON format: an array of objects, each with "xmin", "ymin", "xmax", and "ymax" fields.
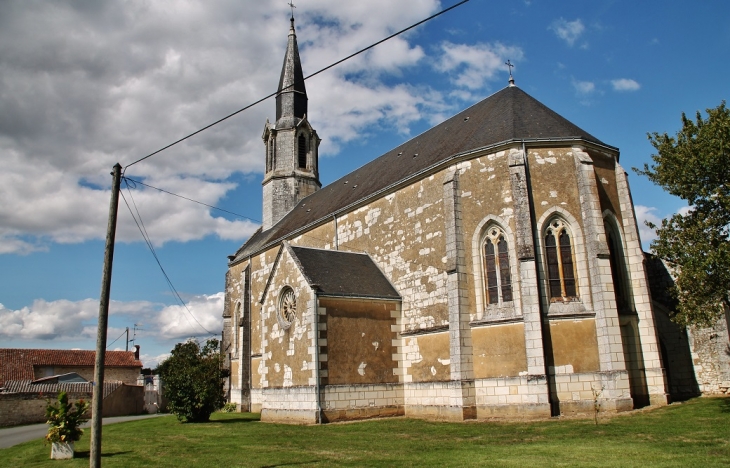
[{"xmin": 222, "ymin": 19, "xmax": 727, "ymax": 424}]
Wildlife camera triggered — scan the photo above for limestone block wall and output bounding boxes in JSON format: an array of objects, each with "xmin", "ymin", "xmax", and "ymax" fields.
[
  {"xmin": 474, "ymin": 375, "xmax": 550, "ymax": 418},
  {"xmin": 259, "ymin": 247, "xmax": 316, "ymax": 390},
  {"xmin": 403, "ymin": 381, "xmax": 476, "ymax": 421},
  {"xmin": 322, "ymin": 383, "xmax": 404, "ymax": 422},
  {"xmin": 260, "ymin": 386, "xmax": 318, "ymax": 424},
  {"xmin": 688, "ymin": 314, "xmax": 730, "ymax": 394},
  {"xmin": 334, "ymin": 173, "xmax": 448, "ymax": 333}
]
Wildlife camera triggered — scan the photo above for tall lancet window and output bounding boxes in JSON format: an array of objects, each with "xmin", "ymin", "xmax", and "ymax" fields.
[
  {"xmin": 545, "ymin": 218, "xmax": 577, "ymax": 301},
  {"xmin": 483, "ymin": 226, "xmax": 513, "ymax": 305},
  {"xmin": 266, "ymin": 138, "xmax": 275, "ymax": 173},
  {"xmin": 298, "ymin": 134, "xmax": 307, "ymax": 168}
]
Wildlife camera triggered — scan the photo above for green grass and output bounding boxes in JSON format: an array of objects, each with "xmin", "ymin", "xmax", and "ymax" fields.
[{"xmin": 3, "ymin": 397, "xmax": 729, "ymax": 467}]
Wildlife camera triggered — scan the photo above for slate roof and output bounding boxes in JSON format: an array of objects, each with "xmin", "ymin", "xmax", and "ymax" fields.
[
  {"xmin": 0, "ymin": 349, "xmax": 142, "ymax": 386},
  {"xmin": 233, "ymin": 85, "xmax": 613, "ymax": 261},
  {"xmin": 289, "ymin": 246, "xmax": 400, "ymax": 299}
]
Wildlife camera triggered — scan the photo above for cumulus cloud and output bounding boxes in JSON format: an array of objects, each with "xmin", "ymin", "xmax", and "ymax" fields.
[
  {"xmin": 572, "ymin": 79, "xmax": 596, "ymax": 95},
  {"xmin": 634, "ymin": 205, "xmax": 662, "ymax": 245},
  {"xmin": 155, "ymin": 293, "xmax": 224, "ymax": 340},
  {"xmin": 0, "ymin": 294, "xmax": 223, "ymax": 365},
  {"xmin": 549, "ymin": 18, "xmax": 585, "ymax": 47},
  {"xmin": 611, "ymin": 78, "xmax": 641, "ymax": 92},
  {"xmin": 4, "ymin": 0, "xmax": 514, "ymax": 254},
  {"xmin": 435, "ymin": 42, "xmax": 524, "ymax": 92},
  {"xmin": 0, "ymin": 299, "xmax": 163, "ymax": 342}
]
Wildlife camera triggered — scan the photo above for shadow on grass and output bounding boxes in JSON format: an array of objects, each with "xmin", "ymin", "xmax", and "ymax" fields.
[
  {"xmin": 210, "ymin": 418, "xmax": 260, "ymax": 425},
  {"xmin": 73, "ymin": 450, "xmax": 133, "ymax": 458},
  {"xmin": 260, "ymin": 462, "xmax": 319, "ymax": 467},
  {"xmin": 719, "ymin": 397, "xmax": 730, "ymax": 413}
]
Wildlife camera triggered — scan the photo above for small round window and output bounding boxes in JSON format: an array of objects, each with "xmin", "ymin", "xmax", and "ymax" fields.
[{"xmin": 278, "ymin": 287, "xmax": 297, "ymax": 329}]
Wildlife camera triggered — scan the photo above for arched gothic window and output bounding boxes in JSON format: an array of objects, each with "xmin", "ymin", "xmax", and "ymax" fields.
[
  {"xmin": 483, "ymin": 226, "xmax": 513, "ymax": 305},
  {"xmin": 545, "ymin": 218, "xmax": 577, "ymax": 301},
  {"xmin": 605, "ymin": 223, "xmax": 628, "ymax": 311},
  {"xmin": 298, "ymin": 134, "xmax": 307, "ymax": 168}
]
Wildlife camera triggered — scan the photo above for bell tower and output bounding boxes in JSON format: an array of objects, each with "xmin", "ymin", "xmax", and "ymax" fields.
[{"xmin": 262, "ymin": 17, "xmax": 321, "ymax": 231}]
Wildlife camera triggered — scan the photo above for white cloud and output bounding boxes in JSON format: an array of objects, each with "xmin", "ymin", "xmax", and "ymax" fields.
[
  {"xmin": 572, "ymin": 79, "xmax": 596, "ymax": 95},
  {"xmin": 611, "ymin": 78, "xmax": 641, "ymax": 92},
  {"xmin": 155, "ymin": 293, "xmax": 224, "ymax": 340},
  {"xmin": 634, "ymin": 205, "xmax": 662, "ymax": 245},
  {"xmin": 141, "ymin": 353, "xmax": 171, "ymax": 369},
  {"xmin": 0, "ymin": 0, "xmax": 470, "ymax": 254},
  {"xmin": 0, "ymin": 294, "xmax": 223, "ymax": 365},
  {"xmin": 0, "ymin": 299, "xmax": 159, "ymax": 342},
  {"xmin": 549, "ymin": 18, "xmax": 585, "ymax": 47},
  {"xmin": 435, "ymin": 42, "xmax": 524, "ymax": 91}
]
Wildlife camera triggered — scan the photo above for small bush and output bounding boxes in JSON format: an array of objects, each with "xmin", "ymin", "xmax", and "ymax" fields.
[
  {"xmin": 45, "ymin": 391, "xmax": 90, "ymax": 444},
  {"xmin": 220, "ymin": 402, "xmax": 238, "ymax": 413}
]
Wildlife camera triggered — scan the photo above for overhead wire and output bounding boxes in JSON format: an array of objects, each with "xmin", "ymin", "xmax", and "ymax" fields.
[
  {"xmin": 120, "ymin": 175, "xmax": 494, "ymax": 289},
  {"xmin": 123, "ymin": 176, "xmax": 260, "ymax": 223},
  {"xmin": 113, "ymin": 1, "xmax": 480, "ymax": 328},
  {"xmin": 122, "ymin": 0, "xmax": 471, "ymax": 172},
  {"xmin": 120, "ymin": 180, "xmax": 215, "ymax": 336},
  {"xmin": 106, "ymin": 328, "xmax": 127, "ymax": 349}
]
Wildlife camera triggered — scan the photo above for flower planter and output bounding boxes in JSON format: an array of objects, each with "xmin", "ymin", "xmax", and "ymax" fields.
[{"xmin": 51, "ymin": 441, "xmax": 74, "ymax": 459}]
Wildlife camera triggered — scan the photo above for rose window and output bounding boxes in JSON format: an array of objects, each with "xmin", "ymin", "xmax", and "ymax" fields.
[{"xmin": 278, "ymin": 287, "xmax": 297, "ymax": 329}]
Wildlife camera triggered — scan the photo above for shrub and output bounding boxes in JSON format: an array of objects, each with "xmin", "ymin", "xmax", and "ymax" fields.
[
  {"xmin": 45, "ymin": 391, "xmax": 90, "ymax": 444},
  {"xmin": 157, "ymin": 339, "xmax": 225, "ymax": 423},
  {"xmin": 220, "ymin": 402, "xmax": 238, "ymax": 413}
]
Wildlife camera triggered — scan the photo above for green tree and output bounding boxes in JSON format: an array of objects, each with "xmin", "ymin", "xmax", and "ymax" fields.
[
  {"xmin": 636, "ymin": 101, "xmax": 730, "ymax": 327},
  {"xmin": 157, "ymin": 339, "xmax": 225, "ymax": 422}
]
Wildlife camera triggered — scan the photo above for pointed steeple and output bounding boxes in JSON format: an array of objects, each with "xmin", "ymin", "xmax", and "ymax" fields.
[
  {"xmin": 261, "ymin": 16, "xmax": 321, "ymax": 231},
  {"xmin": 276, "ymin": 17, "xmax": 307, "ymax": 128}
]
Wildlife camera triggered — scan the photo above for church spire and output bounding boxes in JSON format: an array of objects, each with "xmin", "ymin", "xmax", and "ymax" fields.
[
  {"xmin": 261, "ymin": 16, "xmax": 321, "ymax": 231},
  {"xmin": 276, "ymin": 16, "xmax": 307, "ymax": 127}
]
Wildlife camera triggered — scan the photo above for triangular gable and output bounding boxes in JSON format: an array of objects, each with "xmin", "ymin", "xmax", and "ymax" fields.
[
  {"xmin": 289, "ymin": 246, "xmax": 401, "ymax": 300},
  {"xmin": 258, "ymin": 243, "xmax": 286, "ymax": 304}
]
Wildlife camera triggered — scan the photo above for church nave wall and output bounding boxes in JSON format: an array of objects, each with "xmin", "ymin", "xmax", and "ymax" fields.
[{"xmin": 335, "ymin": 173, "xmax": 449, "ymax": 334}]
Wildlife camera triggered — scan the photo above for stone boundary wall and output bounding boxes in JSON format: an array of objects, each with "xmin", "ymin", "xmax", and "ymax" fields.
[{"xmin": 0, "ymin": 385, "xmax": 144, "ymax": 427}]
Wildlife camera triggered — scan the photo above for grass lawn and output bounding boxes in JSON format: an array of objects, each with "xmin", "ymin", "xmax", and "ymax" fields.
[{"xmin": 2, "ymin": 397, "xmax": 728, "ymax": 467}]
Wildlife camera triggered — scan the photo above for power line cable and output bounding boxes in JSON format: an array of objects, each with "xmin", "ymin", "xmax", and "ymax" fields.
[
  {"xmin": 106, "ymin": 329, "xmax": 127, "ymax": 349},
  {"xmin": 120, "ymin": 182, "xmax": 215, "ymax": 336},
  {"xmin": 122, "ymin": 0, "xmax": 471, "ymax": 172},
  {"xmin": 123, "ymin": 176, "xmax": 260, "ymax": 223}
]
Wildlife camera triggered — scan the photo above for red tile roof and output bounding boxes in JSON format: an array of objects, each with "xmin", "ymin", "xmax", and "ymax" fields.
[{"xmin": 0, "ymin": 349, "xmax": 142, "ymax": 386}]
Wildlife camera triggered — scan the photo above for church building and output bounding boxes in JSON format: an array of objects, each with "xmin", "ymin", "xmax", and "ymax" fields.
[{"xmin": 222, "ymin": 18, "xmax": 726, "ymax": 423}]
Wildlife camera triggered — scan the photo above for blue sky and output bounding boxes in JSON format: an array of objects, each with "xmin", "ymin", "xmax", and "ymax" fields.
[{"xmin": 1, "ymin": 0, "xmax": 728, "ymax": 367}]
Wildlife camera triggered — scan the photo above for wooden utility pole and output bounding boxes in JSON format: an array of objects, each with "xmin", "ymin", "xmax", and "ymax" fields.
[{"xmin": 90, "ymin": 163, "xmax": 122, "ymax": 468}]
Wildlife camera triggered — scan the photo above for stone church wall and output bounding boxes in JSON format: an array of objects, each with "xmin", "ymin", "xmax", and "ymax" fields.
[
  {"xmin": 319, "ymin": 298, "xmax": 398, "ymax": 386},
  {"xmin": 334, "ymin": 173, "xmax": 448, "ymax": 333},
  {"xmin": 259, "ymin": 247, "xmax": 315, "ymax": 389},
  {"xmin": 472, "ymin": 323, "xmax": 527, "ymax": 379},
  {"xmin": 592, "ymin": 152, "xmax": 623, "ymax": 225}
]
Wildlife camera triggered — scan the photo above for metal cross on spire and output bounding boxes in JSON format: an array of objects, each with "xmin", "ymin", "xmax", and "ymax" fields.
[
  {"xmin": 505, "ymin": 59, "xmax": 515, "ymax": 86},
  {"xmin": 288, "ymin": 1, "xmax": 296, "ymax": 20}
]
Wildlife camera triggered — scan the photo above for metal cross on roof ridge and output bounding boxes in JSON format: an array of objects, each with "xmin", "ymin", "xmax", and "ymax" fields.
[{"xmin": 505, "ymin": 59, "xmax": 515, "ymax": 86}]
